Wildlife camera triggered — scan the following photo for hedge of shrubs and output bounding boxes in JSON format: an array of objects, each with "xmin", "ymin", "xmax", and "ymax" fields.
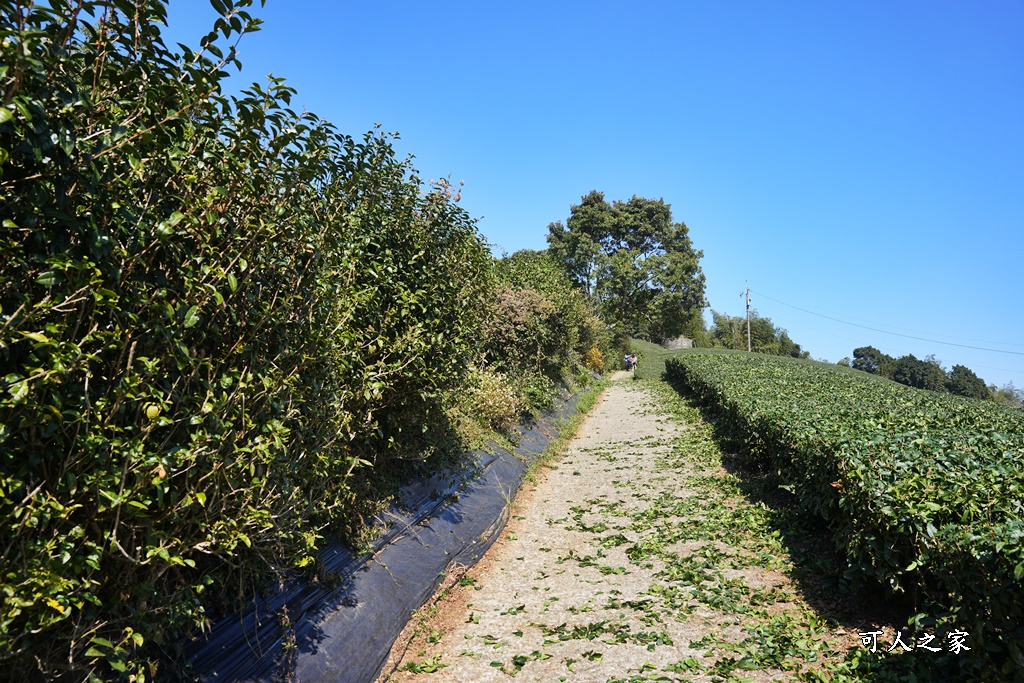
[
  {"xmin": 665, "ymin": 350, "xmax": 1024, "ymax": 679},
  {"xmin": 0, "ymin": 2, "xmax": 606, "ymax": 679}
]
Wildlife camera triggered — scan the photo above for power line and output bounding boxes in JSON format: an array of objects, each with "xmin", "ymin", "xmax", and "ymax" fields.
[
  {"xmin": 766, "ymin": 312, "xmax": 913, "ymax": 363},
  {"xmin": 776, "ymin": 314, "xmax": 1024, "ymax": 377},
  {"xmin": 751, "ymin": 289, "xmax": 1024, "ymax": 358},
  {"xmin": 751, "ymin": 289, "xmax": 1024, "ymax": 348},
  {"xmin": 965, "ymin": 362, "xmax": 1024, "ymax": 378},
  {"xmin": 763, "ymin": 308, "xmax": 1024, "ymax": 380},
  {"xmin": 768, "ymin": 313, "xmax": 888, "ymax": 347},
  {"xmin": 753, "ymin": 290, "xmax": 1024, "ymax": 350}
]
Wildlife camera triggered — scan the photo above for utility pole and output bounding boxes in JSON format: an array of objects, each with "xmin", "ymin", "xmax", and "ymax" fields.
[{"xmin": 741, "ymin": 282, "xmax": 751, "ymax": 352}]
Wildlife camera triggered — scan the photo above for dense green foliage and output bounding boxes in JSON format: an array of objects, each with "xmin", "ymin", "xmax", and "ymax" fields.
[
  {"xmin": 947, "ymin": 364, "xmax": 993, "ymax": 400},
  {"xmin": 705, "ymin": 309, "xmax": 808, "ymax": 358},
  {"xmin": 665, "ymin": 350, "xmax": 1024, "ymax": 679},
  {"xmin": 852, "ymin": 346, "xmax": 998, "ymax": 401},
  {"xmin": 446, "ymin": 249, "xmax": 606, "ymax": 434},
  {"xmin": 851, "ymin": 345, "xmax": 895, "ymax": 376},
  {"xmin": 891, "ymin": 353, "xmax": 948, "ymax": 392},
  {"xmin": 484, "ymin": 249, "xmax": 605, "ymax": 385},
  {"xmin": 456, "ymin": 249, "xmax": 607, "ymax": 426},
  {"xmin": 0, "ymin": 1, "xmax": 494, "ymax": 678},
  {"xmin": 546, "ymin": 191, "xmax": 706, "ymax": 343}
]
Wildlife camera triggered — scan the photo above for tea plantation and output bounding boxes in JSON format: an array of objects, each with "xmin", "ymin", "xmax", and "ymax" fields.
[{"xmin": 665, "ymin": 349, "xmax": 1024, "ymax": 680}]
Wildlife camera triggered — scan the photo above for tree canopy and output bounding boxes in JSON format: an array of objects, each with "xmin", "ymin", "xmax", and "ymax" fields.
[
  {"xmin": 852, "ymin": 347, "xmax": 995, "ymax": 400},
  {"xmin": 546, "ymin": 191, "xmax": 705, "ymax": 342},
  {"xmin": 707, "ymin": 309, "xmax": 809, "ymax": 358},
  {"xmin": 946, "ymin": 364, "xmax": 990, "ymax": 400},
  {"xmin": 892, "ymin": 354, "xmax": 948, "ymax": 392},
  {"xmin": 852, "ymin": 346, "xmax": 896, "ymax": 376}
]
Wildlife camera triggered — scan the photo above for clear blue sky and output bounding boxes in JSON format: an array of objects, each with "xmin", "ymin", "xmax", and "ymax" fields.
[{"xmin": 163, "ymin": 1, "xmax": 1024, "ymax": 388}]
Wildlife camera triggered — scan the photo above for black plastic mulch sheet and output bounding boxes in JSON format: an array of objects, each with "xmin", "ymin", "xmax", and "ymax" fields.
[{"xmin": 184, "ymin": 391, "xmax": 583, "ymax": 683}]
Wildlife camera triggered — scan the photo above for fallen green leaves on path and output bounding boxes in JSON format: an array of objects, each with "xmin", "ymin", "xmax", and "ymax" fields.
[
  {"xmin": 666, "ymin": 350, "xmax": 1023, "ymax": 680},
  {"xmin": 379, "ymin": 376, "xmax": 915, "ymax": 682}
]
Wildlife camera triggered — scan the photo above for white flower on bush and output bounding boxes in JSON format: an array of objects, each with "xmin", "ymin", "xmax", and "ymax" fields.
[{"xmin": 467, "ymin": 367, "xmax": 522, "ymax": 431}]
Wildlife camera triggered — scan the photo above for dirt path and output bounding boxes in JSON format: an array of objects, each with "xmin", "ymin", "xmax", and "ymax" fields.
[{"xmin": 377, "ymin": 376, "xmax": 857, "ymax": 682}]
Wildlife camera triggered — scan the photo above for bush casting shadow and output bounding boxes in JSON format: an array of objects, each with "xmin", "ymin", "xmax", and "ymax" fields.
[{"xmin": 662, "ymin": 372, "xmax": 981, "ymax": 682}]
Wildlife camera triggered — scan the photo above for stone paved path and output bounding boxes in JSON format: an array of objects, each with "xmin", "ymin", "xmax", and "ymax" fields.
[{"xmin": 378, "ymin": 376, "xmax": 852, "ymax": 682}]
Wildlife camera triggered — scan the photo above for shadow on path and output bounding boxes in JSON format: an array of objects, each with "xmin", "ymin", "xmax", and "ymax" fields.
[{"xmin": 660, "ymin": 373, "xmax": 983, "ymax": 682}]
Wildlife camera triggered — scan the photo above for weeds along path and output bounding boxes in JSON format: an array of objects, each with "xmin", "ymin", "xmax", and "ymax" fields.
[{"xmin": 379, "ymin": 376, "xmax": 851, "ymax": 682}]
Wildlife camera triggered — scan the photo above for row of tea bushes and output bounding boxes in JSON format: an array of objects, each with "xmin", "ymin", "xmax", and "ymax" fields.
[
  {"xmin": 0, "ymin": 2, "xmax": 497, "ymax": 679},
  {"xmin": 665, "ymin": 350, "xmax": 1024, "ymax": 679}
]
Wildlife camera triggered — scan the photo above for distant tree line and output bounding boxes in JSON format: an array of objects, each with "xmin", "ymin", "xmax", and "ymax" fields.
[
  {"xmin": 700, "ymin": 309, "xmax": 809, "ymax": 358},
  {"xmin": 847, "ymin": 346, "xmax": 1023, "ymax": 405}
]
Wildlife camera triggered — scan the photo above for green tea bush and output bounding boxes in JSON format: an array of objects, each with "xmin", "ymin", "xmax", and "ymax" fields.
[
  {"xmin": 514, "ymin": 373, "xmax": 557, "ymax": 412},
  {"xmin": 482, "ymin": 249, "xmax": 607, "ymax": 383},
  {"xmin": 483, "ymin": 286, "xmax": 557, "ymax": 375},
  {"xmin": 665, "ymin": 350, "xmax": 1024, "ymax": 679},
  {"xmin": 468, "ymin": 250, "xmax": 607, "ymax": 418},
  {"xmin": 0, "ymin": 1, "xmax": 490, "ymax": 679}
]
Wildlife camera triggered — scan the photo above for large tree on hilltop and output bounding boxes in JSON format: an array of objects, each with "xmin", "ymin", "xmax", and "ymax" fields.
[
  {"xmin": 946, "ymin": 364, "xmax": 990, "ymax": 400},
  {"xmin": 546, "ymin": 191, "xmax": 706, "ymax": 342},
  {"xmin": 852, "ymin": 345, "xmax": 895, "ymax": 377},
  {"xmin": 892, "ymin": 354, "xmax": 948, "ymax": 392},
  {"xmin": 547, "ymin": 191, "xmax": 607, "ymax": 298}
]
